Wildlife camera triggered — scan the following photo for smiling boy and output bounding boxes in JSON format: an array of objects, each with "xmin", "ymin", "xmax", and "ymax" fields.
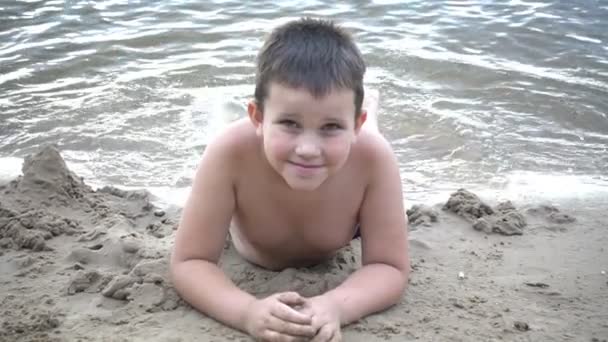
[{"xmin": 171, "ymin": 18, "xmax": 410, "ymax": 341}]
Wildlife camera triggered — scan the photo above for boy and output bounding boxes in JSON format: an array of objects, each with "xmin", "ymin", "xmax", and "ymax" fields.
[{"xmin": 171, "ymin": 18, "xmax": 410, "ymax": 342}]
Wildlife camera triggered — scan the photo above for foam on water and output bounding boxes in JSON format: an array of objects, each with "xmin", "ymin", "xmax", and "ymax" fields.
[{"xmin": 0, "ymin": 157, "xmax": 22, "ymax": 184}]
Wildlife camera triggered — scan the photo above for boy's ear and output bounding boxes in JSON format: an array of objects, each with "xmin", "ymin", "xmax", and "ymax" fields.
[
  {"xmin": 247, "ymin": 100, "xmax": 264, "ymax": 136},
  {"xmin": 354, "ymin": 110, "xmax": 367, "ymax": 134}
]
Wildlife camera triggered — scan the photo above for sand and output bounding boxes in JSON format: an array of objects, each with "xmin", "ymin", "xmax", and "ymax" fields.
[{"xmin": 1, "ymin": 145, "xmax": 607, "ymax": 341}]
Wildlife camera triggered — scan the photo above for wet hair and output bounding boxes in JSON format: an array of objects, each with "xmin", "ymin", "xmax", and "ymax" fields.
[{"xmin": 254, "ymin": 18, "xmax": 366, "ymax": 117}]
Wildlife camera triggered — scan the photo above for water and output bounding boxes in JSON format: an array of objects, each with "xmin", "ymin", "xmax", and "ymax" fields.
[{"xmin": 1, "ymin": 0, "xmax": 607, "ymax": 206}]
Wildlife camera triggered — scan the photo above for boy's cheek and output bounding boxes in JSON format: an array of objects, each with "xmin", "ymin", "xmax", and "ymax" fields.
[
  {"xmin": 266, "ymin": 137, "xmax": 291, "ymax": 159},
  {"xmin": 327, "ymin": 140, "xmax": 352, "ymax": 157}
]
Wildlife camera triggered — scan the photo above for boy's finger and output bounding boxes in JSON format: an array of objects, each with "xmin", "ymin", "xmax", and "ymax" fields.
[
  {"xmin": 271, "ymin": 302, "xmax": 312, "ymax": 325},
  {"xmin": 260, "ymin": 329, "xmax": 310, "ymax": 342},
  {"xmin": 266, "ymin": 316, "xmax": 317, "ymax": 337},
  {"xmin": 329, "ymin": 330, "xmax": 342, "ymax": 342},
  {"xmin": 295, "ymin": 304, "xmax": 313, "ymax": 317},
  {"xmin": 276, "ymin": 292, "xmax": 306, "ymax": 306},
  {"xmin": 310, "ymin": 324, "xmax": 334, "ymax": 342}
]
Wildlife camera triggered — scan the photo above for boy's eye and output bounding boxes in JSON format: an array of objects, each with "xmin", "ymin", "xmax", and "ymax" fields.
[
  {"xmin": 279, "ymin": 119, "xmax": 299, "ymax": 128},
  {"xmin": 322, "ymin": 123, "xmax": 342, "ymax": 131}
]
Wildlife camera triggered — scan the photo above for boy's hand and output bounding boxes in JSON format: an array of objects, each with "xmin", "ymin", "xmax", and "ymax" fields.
[
  {"xmin": 298, "ymin": 295, "xmax": 342, "ymax": 342},
  {"xmin": 244, "ymin": 292, "xmax": 316, "ymax": 341}
]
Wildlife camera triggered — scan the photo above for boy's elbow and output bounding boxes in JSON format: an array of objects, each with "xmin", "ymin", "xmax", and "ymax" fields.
[
  {"xmin": 169, "ymin": 250, "xmax": 190, "ymax": 286},
  {"xmin": 393, "ymin": 259, "xmax": 411, "ymax": 295},
  {"xmin": 391, "ymin": 264, "xmax": 410, "ymax": 306},
  {"xmin": 170, "ymin": 255, "xmax": 201, "ymax": 299},
  {"xmin": 383, "ymin": 263, "xmax": 409, "ymax": 307},
  {"xmin": 380, "ymin": 261, "xmax": 410, "ymax": 303},
  {"xmin": 400, "ymin": 263, "xmax": 411, "ymax": 291},
  {"xmin": 169, "ymin": 252, "xmax": 215, "ymax": 287},
  {"xmin": 169, "ymin": 253, "xmax": 182, "ymax": 285}
]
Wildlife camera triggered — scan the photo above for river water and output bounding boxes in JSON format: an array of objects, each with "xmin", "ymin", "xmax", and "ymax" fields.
[{"xmin": 1, "ymin": 0, "xmax": 607, "ymax": 206}]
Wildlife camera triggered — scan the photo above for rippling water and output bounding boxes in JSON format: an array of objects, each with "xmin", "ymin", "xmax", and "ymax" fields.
[{"xmin": 1, "ymin": 0, "xmax": 607, "ymax": 205}]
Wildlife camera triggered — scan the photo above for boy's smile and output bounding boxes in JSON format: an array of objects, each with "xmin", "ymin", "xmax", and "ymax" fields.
[{"xmin": 248, "ymin": 82, "xmax": 366, "ymax": 191}]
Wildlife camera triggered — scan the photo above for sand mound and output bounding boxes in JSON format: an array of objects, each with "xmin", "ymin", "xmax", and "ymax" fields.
[
  {"xmin": 406, "ymin": 205, "xmax": 439, "ymax": 228},
  {"xmin": 17, "ymin": 145, "xmax": 93, "ymax": 204},
  {"xmin": 443, "ymin": 189, "xmax": 527, "ymax": 235},
  {"xmin": 443, "ymin": 188, "xmax": 495, "ymax": 221},
  {"xmin": 0, "ymin": 206, "xmax": 81, "ymax": 251},
  {"xmin": 526, "ymin": 204, "xmax": 577, "ymax": 224}
]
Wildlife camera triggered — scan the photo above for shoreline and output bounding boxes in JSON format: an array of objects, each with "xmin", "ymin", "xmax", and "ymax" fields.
[{"xmin": 3, "ymin": 154, "xmax": 608, "ymax": 212}]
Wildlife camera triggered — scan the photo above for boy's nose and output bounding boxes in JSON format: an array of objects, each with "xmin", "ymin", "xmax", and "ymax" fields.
[{"xmin": 294, "ymin": 136, "xmax": 321, "ymax": 158}]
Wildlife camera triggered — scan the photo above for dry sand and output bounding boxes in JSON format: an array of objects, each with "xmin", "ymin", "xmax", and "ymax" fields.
[{"xmin": 1, "ymin": 146, "xmax": 606, "ymax": 341}]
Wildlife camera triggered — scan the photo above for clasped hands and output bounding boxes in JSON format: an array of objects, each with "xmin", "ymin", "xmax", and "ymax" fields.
[{"xmin": 244, "ymin": 292, "xmax": 342, "ymax": 342}]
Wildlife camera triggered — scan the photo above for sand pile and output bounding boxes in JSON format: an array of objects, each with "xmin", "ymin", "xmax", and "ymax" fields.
[
  {"xmin": 1, "ymin": 146, "xmax": 606, "ymax": 341},
  {"xmin": 442, "ymin": 188, "xmax": 528, "ymax": 235},
  {"xmin": 0, "ymin": 146, "xmax": 183, "ymax": 341}
]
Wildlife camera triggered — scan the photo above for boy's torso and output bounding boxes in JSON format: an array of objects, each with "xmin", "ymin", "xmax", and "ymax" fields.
[{"xmin": 225, "ymin": 119, "xmax": 372, "ymax": 270}]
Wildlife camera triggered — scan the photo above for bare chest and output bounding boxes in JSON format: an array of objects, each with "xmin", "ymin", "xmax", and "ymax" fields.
[{"xmin": 233, "ymin": 176, "xmax": 364, "ymax": 255}]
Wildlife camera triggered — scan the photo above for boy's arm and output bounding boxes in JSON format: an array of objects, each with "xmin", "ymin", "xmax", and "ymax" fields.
[
  {"xmin": 323, "ymin": 135, "xmax": 410, "ymax": 325},
  {"xmin": 170, "ymin": 133, "xmax": 316, "ymax": 340},
  {"xmin": 170, "ymin": 136, "xmax": 255, "ymax": 330}
]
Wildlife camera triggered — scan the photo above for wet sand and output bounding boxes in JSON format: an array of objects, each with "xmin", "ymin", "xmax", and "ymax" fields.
[{"xmin": 1, "ymin": 146, "xmax": 606, "ymax": 341}]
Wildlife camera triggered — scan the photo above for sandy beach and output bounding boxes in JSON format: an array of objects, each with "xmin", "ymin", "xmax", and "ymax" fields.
[{"xmin": 1, "ymin": 145, "xmax": 606, "ymax": 342}]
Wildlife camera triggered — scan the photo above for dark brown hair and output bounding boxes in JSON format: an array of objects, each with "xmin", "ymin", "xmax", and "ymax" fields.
[{"xmin": 254, "ymin": 18, "xmax": 366, "ymax": 117}]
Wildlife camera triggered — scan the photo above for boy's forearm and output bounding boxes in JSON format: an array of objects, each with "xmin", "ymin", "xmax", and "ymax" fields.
[
  {"xmin": 171, "ymin": 259, "xmax": 256, "ymax": 333},
  {"xmin": 324, "ymin": 263, "xmax": 409, "ymax": 325}
]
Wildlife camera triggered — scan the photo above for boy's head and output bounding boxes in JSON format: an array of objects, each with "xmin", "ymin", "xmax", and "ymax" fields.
[
  {"xmin": 253, "ymin": 18, "xmax": 366, "ymax": 117},
  {"xmin": 248, "ymin": 18, "xmax": 369, "ymax": 191}
]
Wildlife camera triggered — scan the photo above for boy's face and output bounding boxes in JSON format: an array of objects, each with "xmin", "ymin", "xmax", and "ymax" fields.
[{"xmin": 248, "ymin": 82, "xmax": 366, "ymax": 191}]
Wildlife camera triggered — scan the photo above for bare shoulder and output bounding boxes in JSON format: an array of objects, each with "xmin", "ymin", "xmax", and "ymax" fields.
[
  {"xmin": 352, "ymin": 129, "xmax": 398, "ymax": 174},
  {"xmin": 353, "ymin": 129, "xmax": 402, "ymax": 203},
  {"xmin": 171, "ymin": 118, "xmax": 256, "ymax": 264},
  {"xmin": 205, "ymin": 118, "xmax": 258, "ymax": 163}
]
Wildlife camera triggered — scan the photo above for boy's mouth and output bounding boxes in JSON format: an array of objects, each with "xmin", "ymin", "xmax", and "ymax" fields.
[{"xmin": 288, "ymin": 161, "xmax": 323, "ymax": 168}]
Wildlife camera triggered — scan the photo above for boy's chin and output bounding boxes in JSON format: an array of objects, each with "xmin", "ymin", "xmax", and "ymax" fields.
[{"xmin": 282, "ymin": 175, "xmax": 327, "ymax": 191}]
